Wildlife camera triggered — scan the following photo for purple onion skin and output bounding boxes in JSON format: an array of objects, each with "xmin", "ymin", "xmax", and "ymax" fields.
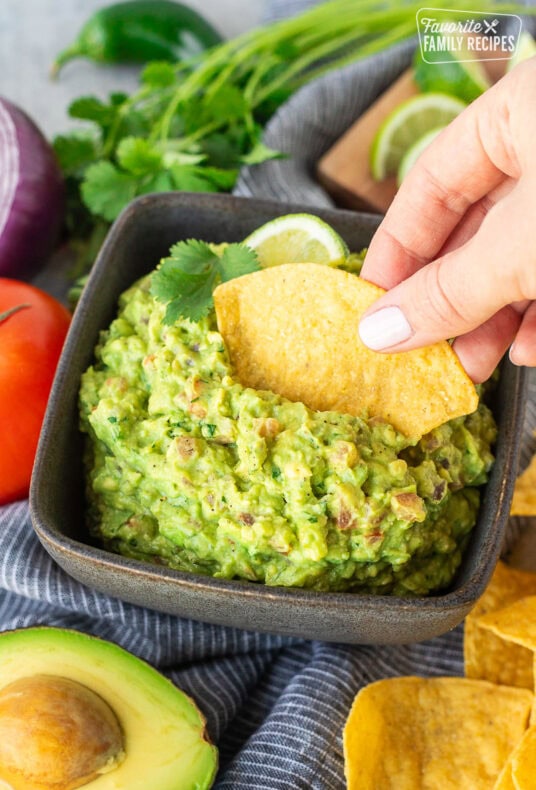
[{"xmin": 0, "ymin": 98, "xmax": 65, "ymax": 279}]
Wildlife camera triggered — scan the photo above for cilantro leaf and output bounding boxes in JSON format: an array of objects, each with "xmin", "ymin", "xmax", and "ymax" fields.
[
  {"xmin": 116, "ymin": 136, "xmax": 163, "ymax": 176},
  {"xmin": 169, "ymin": 165, "xmax": 220, "ymax": 193},
  {"xmin": 200, "ymin": 167, "xmax": 238, "ymax": 191},
  {"xmin": 169, "ymin": 164, "xmax": 238, "ymax": 193},
  {"xmin": 151, "ymin": 239, "xmax": 261, "ymax": 323},
  {"xmin": 151, "ymin": 241, "xmax": 219, "ymax": 323},
  {"xmin": 141, "ymin": 61, "xmax": 177, "ymax": 88},
  {"xmin": 137, "ymin": 172, "xmax": 175, "ymax": 195},
  {"xmin": 81, "ymin": 162, "xmax": 138, "ymax": 221},
  {"xmin": 241, "ymin": 141, "xmax": 284, "ymax": 165},
  {"xmin": 68, "ymin": 96, "xmax": 117, "ymax": 128},
  {"xmin": 163, "ymin": 273, "xmax": 217, "ymax": 323},
  {"xmin": 201, "ymin": 133, "xmax": 242, "ymax": 168},
  {"xmin": 181, "ymin": 86, "xmax": 248, "ymax": 136},
  {"xmin": 165, "ymin": 240, "xmax": 219, "ymax": 275},
  {"xmin": 53, "ymin": 133, "xmax": 99, "ymax": 175},
  {"xmin": 110, "ymin": 92, "xmax": 129, "ymax": 106},
  {"xmin": 204, "ymin": 85, "xmax": 248, "ymax": 125},
  {"xmin": 219, "ymin": 244, "xmax": 260, "ymax": 282},
  {"xmin": 154, "ymin": 265, "xmax": 217, "ymax": 323},
  {"xmin": 162, "ymin": 150, "xmax": 206, "ymax": 167}
]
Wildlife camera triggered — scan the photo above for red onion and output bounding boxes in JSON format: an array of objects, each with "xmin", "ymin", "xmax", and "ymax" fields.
[{"xmin": 0, "ymin": 98, "xmax": 64, "ymax": 279}]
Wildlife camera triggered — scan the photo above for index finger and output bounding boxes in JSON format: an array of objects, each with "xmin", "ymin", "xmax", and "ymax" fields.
[{"xmin": 360, "ymin": 74, "xmax": 518, "ymax": 289}]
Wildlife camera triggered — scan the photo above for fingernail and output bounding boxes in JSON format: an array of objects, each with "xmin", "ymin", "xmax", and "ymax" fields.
[
  {"xmin": 358, "ymin": 306, "xmax": 413, "ymax": 351},
  {"xmin": 509, "ymin": 342, "xmax": 521, "ymax": 366}
]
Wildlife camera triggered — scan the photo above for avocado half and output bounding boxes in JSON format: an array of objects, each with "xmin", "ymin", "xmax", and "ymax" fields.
[{"xmin": 0, "ymin": 627, "xmax": 218, "ymax": 790}]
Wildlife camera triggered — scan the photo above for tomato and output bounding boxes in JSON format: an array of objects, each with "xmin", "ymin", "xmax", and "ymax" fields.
[{"xmin": 0, "ymin": 279, "xmax": 71, "ymax": 504}]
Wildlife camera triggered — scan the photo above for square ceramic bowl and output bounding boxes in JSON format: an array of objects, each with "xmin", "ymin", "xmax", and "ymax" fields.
[{"xmin": 30, "ymin": 192, "xmax": 527, "ymax": 644}]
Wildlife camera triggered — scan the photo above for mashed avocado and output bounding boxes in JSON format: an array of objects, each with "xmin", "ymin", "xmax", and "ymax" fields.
[{"xmin": 80, "ymin": 261, "xmax": 496, "ymax": 596}]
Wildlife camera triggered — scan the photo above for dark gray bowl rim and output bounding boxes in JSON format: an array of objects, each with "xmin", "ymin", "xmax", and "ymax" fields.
[{"xmin": 30, "ymin": 192, "xmax": 528, "ymax": 619}]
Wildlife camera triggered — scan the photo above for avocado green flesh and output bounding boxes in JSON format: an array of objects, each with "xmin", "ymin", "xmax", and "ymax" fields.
[
  {"xmin": 79, "ymin": 270, "xmax": 496, "ymax": 596},
  {"xmin": 0, "ymin": 628, "xmax": 217, "ymax": 790}
]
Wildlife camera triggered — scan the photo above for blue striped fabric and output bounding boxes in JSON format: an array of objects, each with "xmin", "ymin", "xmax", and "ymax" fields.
[
  {"xmin": 0, "ymin": 495, "xmax": 470, "ymax": 787},
  {"xmin": 2, "ymin": 3, "xmax": 536, "ymax": 786}
]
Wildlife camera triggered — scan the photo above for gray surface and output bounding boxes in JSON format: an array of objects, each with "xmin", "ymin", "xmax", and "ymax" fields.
[{"xmin": 0, "ymin": 0, "xmax": 264, "ymax": 138}]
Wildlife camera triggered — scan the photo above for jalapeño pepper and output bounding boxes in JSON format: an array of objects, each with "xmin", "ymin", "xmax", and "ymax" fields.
[{"xmin": 52, "ymin": 0, "xmax": 223, "ymax": 75}]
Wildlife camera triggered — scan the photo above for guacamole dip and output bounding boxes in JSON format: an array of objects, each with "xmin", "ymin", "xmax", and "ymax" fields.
[{"xmin": 80, "ymin": 265, "xmax": 496, "ymax": 595}]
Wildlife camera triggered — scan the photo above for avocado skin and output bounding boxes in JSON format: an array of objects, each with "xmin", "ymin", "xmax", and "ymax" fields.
[{"xmin": 0, "ymin": 627, "xmax": 218, "ymax": 790}]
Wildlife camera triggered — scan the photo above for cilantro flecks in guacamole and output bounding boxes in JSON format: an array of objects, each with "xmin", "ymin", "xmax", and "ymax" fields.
[{"xmin": 79, "ymin": 264, "xmax": 496, "ymax": 596}]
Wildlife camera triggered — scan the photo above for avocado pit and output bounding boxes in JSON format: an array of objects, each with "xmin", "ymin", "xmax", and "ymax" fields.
[{"xmin": 0, "ymin": 674, "xmax": 125, "ymax": 790}]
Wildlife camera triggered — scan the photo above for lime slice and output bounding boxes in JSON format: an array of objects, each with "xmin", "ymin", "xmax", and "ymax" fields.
[
  {"xmin": 243, "ymin": 213, "xmax": 349, "ymax": 268},
  {"xmin": 370, "ymin": 93, "xmax": 466, "ymax": 181},
  {"xmin": 397, "ymin": 126, "xmax": 445, "ymax": 186},
  {"xmin": 508, "ymin": 31, "xmax": 536, "ymax": 72},
  {"xmin": 413, "ymin": 46, "xmax": 490, "ymax": 103}
]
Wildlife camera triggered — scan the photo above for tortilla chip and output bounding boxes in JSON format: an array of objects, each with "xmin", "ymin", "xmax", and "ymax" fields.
[
  {"xmin": 511, "ymin": 726, "xmax": 536, "ymax": 789},
  {"xmin": 213, "ymin": 263, "xmax": 478, "ymax": 438},
  {"xmin": 464, "ymin": 562, "xmax": 536, "ymax": 689},
  {"xmin": 511, "ymin": 455, "xmax": 536, "ymax": 516},
  {"xmin": 493, "ymin": 753, "xmax": 516, "ymax": 790},
  {"xmin": 343, "ymin": 676, "xmax": 532, "ymax": 790},
  {"xmin": 494, "ymin": 725, "xmax": 536, "ymax": 789},
  {"xmin": 476, "ymin": 596, "xmax": 536, "ymax": 652}
]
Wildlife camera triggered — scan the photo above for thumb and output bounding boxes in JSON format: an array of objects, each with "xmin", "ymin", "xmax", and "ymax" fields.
[{"xmin": 358, "ymin": 181, "xmax": 535, "ymax": 355}]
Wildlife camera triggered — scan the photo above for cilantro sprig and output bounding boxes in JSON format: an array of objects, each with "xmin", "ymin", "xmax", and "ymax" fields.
[
  {"xmin": 53, "ymin": 0, "xmax": 534, "ymax": 279},
  {"xmin": 151, "ymin": 240, "xmax": 260, "ymax": 324},
  {"xmin": 51, "ymin": 0, "xmax": 427, "ymax": 273}
]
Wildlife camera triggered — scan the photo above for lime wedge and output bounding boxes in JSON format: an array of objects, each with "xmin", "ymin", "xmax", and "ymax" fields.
[
  {"xmin": 370, "ymin": 93, "xmax": 466, "ymax": 181},
  {"xmin": 397, "ymin": 126, "xmax": 445, "ymax": 186},
  {"xmin": 413, "ymin": 46, "xmax": 490, "ymax": 103},
  {"xmin": 243, "ymin": 213, "xmax": 349, "ymax": 268},
  {"xmin": 508, "ymin": 30, "xmax": 536, "ymax": 72}
]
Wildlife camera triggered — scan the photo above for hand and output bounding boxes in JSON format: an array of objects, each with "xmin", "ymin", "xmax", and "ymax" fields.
[{"xmin": 358, "ymin": 58, "xmax": 536, "ymax": 383}]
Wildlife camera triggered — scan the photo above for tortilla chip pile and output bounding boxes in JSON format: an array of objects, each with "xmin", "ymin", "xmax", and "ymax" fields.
[
  {"xmin": 511, "ymin": 454, "xmax": 536, "ymax": 517},
  {"xmin": 214, "ymin": 263, "xmax": 478, "ymax": 438},
  {"xmin": 343, "ymin": 562, "xmax": 536, "ymax": 789}
]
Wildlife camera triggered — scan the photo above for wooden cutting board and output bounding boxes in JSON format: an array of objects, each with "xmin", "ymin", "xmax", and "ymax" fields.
[
  {"xmin": 317, "ymin": 68, "xmax": 418, "ymax": 214},
  {"xmin": 317, "ymin": 51, "xmax": 508, "ymax": 214}
]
